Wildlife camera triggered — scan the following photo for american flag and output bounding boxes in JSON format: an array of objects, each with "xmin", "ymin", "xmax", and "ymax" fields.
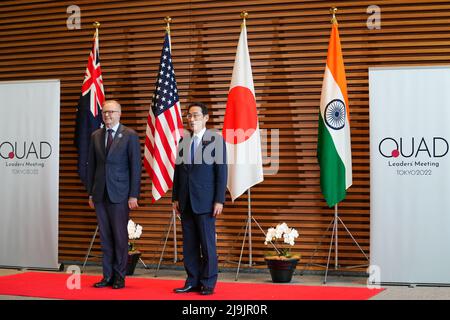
[
  {"xmin": 144, "ymin": 31, "xmax": 183, "ymax": 202},
  {"xmin": 74, "ymin": 29, "xmax": 105, "ymax": 188}
]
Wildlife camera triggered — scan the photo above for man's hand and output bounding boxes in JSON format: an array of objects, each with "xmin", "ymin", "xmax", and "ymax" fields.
[
  {"xmin": 128, "ymin": 197, "xmax": 139, "ymax": 210},
  {"xmin": 173, "ymin": 201, "xmax": 180, "ymax": 216},
  {"xmin": 88, "ymin": 197, "xmax": 95, "ymax": 209},
  {"xmin": 213, "ymin": 202, "xmax": 223, "ymax": 217}
]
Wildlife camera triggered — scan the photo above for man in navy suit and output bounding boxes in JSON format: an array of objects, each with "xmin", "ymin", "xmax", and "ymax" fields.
[
  {"xmin": 87, "ymin": 100, "xmax": 141, "ymax": 289},
  {"xmin": 172, "ymin": 102, "xmax": 227, "ymax": 295}
]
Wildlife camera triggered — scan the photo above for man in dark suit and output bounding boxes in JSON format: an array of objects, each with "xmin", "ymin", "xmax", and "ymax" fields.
[
  {"xmin": 172, "ymin": 102, "xmax": 227, "ymax": 296},
  {"xmin": 87, "ymin": 100, "xmax": 141, "ymax": 289}
]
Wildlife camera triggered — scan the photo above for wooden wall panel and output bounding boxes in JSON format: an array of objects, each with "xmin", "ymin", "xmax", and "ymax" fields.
[{"xmin": 1, "ymin": 0, "xmax": 449, "ymax": 273}]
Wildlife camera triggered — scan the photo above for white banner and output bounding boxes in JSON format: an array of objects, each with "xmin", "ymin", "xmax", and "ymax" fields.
[
  {"xmin": 0, "ymin": 80, "xmax": 60, "ymax": 269},
  {"xmin": 369, "ymin": 66, "xmax": 450, "ymax": 284}
]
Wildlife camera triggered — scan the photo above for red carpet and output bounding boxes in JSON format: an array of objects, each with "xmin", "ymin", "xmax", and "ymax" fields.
[{"xmin": 0, "ymin": 272, "xmax": 383, "ymax": 300}]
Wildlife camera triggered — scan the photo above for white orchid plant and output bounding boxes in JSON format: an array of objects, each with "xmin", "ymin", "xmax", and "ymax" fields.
[
  {"xmin": 127, "ymin": 219, "xmax": 143, "ymax": 252},
  {"xmin": 264, "ymin": 222, "xmax": 299, "ymax": 259}
]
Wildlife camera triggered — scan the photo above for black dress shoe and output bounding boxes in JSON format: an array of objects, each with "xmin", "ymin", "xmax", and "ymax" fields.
[
  {"xmin": 200, "ymin": 287, "xmax": 214, "ymax": 295},
  {"xmin": 173, "ymin": 285, "xmax": 201, "ymax": 293},
  {"xmin": 112, "ymin": 276, "xmax": 125, "ymax": 289},
  {"xmin": 93, "ymin": 277, "xmax": 114, "ymax": 288}
]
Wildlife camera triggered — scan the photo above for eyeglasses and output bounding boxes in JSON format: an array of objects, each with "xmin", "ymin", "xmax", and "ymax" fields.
[
  {"xmin": 103, "ymin": 110, "xmax": 120, "ymax": 116},
  {"xmin": 186, "ymin": 113, "xmax": 203, "ymax": 120}
]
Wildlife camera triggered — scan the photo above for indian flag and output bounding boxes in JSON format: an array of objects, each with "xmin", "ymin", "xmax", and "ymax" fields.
[{"xmin": 317, "ymin": 21, "xmax": 352, "ymax": 207}]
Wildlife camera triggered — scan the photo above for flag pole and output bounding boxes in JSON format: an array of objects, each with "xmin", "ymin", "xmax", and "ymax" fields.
[
  {"xmin": 248, "ymin": 188, "xmax": 252, "ymax": 266},
  {"xmin": 330, "ymin": 7, "xmax": 339, "ymax": 272},
  {"xmin": 334, "ymin": 204, "xmax": 338, "ymax": 269},
  {"xmin": 82, "ymin": 21, "xmax": 103, "ymax": 269},
  {"xmin": 240, "ymin": 10, "xmax": 253, "ymax": 267},
  {"xmin": 166, "ymin": 16, "xmax": 177, "ymax": 263},
  {"xmin": 325, "ymin": 7, "xmax": 369, "ymax": 282},
  {"xmin": 301, "ymin": 7, "xmax": 369, "ymax": 282},
  {"xmin": 154, "ymin": 17, "xmax": 180, "ymax": 276},
  {"xmin": 232, "ymin": 10, "xmax": 267, "ymax": 279},
  {"xmin": 327, "ymin": 7, "xmax": 340, "ymax": 280}
]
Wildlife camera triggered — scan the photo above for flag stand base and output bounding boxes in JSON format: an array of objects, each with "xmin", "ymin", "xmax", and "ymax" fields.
[
  {"xmin": 222, "ymin": 189, "xmax": 269, "ymax": 280},
  {"xmin": 300, "ymin": 204, "xmax": 369, "ymax": 283},
  {"xmin": 154, "ymin": 210, "xmax": 180, "ymax": 277},
  {"xmin": 233, "ymin": 214, "xmax": 267, "ymax": 281}
]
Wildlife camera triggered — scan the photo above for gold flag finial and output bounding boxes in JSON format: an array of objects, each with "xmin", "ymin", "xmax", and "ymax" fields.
[
  {"xmin": 93, "ymin": 22, "xmax": 100, "ymax": 37},
  {"xmin": 165, "ymin": 16, "xmax": 172, "ymax": 33},
  {"xmin": 330, "ymin": 7, "xmax": 338, "ymax": 24},
  {"xmin": 241, "ymin": 11, "xmax": 248, "ymax": 29}
]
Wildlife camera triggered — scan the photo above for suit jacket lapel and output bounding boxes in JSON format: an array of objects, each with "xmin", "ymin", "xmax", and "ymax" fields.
[
  {"xmin": 100, "ymin": 128, "xmax": 106, "ymax": 158},
  {"xmin": 106, "ymin": 124, "xmax": 123, "ymax": 157},
  {"xmin": 187, "ymin": 133, "xmax": 195, "ymax": 170},
  {"xmin": 186, "ymin": 131, "xmax": 200, "ymax": 170}
]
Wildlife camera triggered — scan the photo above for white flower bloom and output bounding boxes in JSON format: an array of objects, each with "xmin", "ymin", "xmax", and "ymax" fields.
[
  {"xmin": 278, "ymin": 222, "xmax": 289, "ymax": 233},
  {"xmin": 127, "ymin": 220, "xmax": 136, "ymax": 238},
  {"xmin": 283, "ymin": 234, "xmax": 295, "ymax": 245},
  {"xmin": 290, "ymin": 228, "xmax": 299, "ymax": 238},
  {"xmin": 265, "ymin": 228, "xmax": 276, "ymax": 243},
  {"xmin": 265, "ymin": 223, "xmax": 299, "ymax": 255},
  {"xmin": 135, "ymin": 225, "xmax": 143, "ymax": 238},
  {"xmin": 128, "ymin": 219, "xmax": 143, "ymax": 240}
]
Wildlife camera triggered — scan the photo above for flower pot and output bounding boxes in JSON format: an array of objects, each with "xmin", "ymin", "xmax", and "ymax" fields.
[
  {"xmin": 126, "ymin": 251, "xmax": 141, "ymax": 276},
  {"xmin": 265, "ymin": 258, "xmax": 299, "ymax": 283}
]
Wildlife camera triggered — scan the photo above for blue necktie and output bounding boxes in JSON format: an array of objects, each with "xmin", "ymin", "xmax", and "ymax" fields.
[{"xmin": 190, "ymin": 136, "xmax": 198, "ymax": 164}]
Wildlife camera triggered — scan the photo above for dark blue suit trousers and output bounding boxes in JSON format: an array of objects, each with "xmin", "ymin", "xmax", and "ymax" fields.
[
  {"xmin": 181, "ymin": 198, "xmax": 218, "ymax": 289},
  {"xmin": 94, "ymin": 191, "xmax": 129, "ymax": 280}
]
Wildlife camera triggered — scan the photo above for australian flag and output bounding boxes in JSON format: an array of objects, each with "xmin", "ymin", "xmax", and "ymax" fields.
[{"xmin": 74, "ymin": 29, "xmax": 105, "ymax": 188}]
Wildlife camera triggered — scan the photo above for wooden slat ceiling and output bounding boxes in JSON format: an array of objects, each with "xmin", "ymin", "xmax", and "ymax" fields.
[{"xmin": 1, "ymin": 0, "xmax": 449, "ymax": 273}]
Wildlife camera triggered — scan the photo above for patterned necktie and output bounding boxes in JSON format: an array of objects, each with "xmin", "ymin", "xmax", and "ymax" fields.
[
  {"xmin": 106, "ymin": 129, "xmax": 113, "ymax": 154},
  {"xmin": 190, "ymin": 135, "xmax": 198, "ymax": 164}
]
